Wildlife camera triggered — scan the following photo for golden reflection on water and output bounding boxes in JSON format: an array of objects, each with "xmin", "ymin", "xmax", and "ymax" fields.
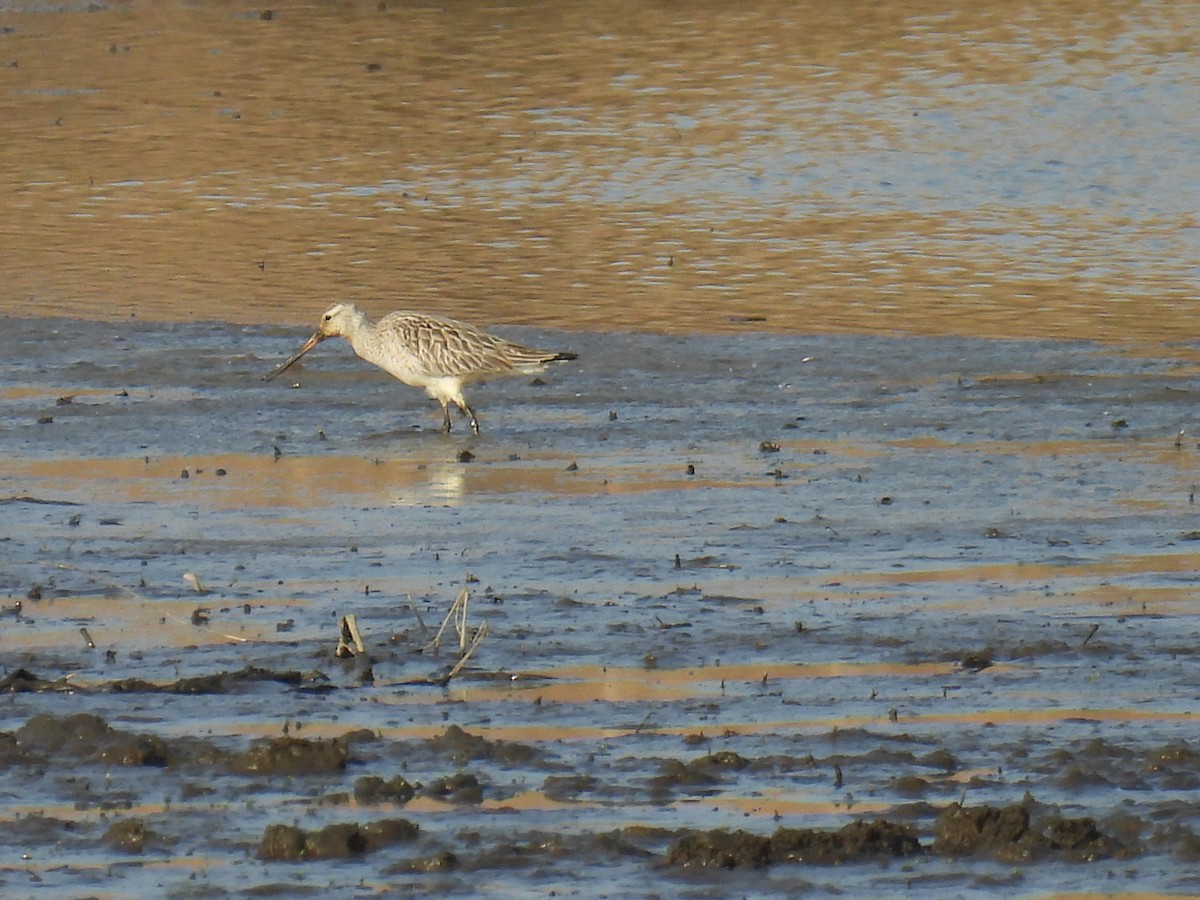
[
  {"xmin": 2, "ymin": 1, "xmax": 1197, "ymax": 340},
  {"xmin": 369, "ymin": 660, "xmax": 962, "ymax": 706},
  {"xmin": 5, "ymin": 593, "xmax": 298, "ymax": 652},
  {"xmin": 143, "ymin": 703, "xmax": 1200, "ymax": 746},
  {"xmin": 868, "ymin": 552, "xmax": 1200, "ymax": 588},
  {"xmin": 2, "ymin": 452, "xmax": 765, "ymax": 508}
]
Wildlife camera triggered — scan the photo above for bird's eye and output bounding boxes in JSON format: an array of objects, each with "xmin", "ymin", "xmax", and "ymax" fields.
[{"xmin": 323, "ymin": 314, "xmax": 332, "ymax": 321}]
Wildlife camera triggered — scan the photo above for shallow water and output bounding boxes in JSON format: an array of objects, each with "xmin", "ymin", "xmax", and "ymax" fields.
[
  {"xmin": 3, "ymin": 1, "xmax": 1200, "ymax": 897},
  {"xmin": 1, "ymin": 0, "xmax": 1198, "ymax": 337}
]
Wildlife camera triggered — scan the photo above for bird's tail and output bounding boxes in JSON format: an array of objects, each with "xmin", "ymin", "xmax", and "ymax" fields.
[{"xmin": 506, "ymin": 346, "xmax": 578, "ymax": 373}]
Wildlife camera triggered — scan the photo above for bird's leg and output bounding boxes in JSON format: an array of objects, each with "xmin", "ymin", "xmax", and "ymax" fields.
[
  {"xmin": 440, "ymin": 401, "xmax": 453, "ymax": 433},
  {"xmin": 462, "ymin": 401, "xmax": 480, "ymax": 435}
]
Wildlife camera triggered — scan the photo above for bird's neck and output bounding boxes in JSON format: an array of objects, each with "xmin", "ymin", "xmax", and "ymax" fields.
[{"xmin": 343, "ymin": 310, "xmax": 378, "ymax": 359}]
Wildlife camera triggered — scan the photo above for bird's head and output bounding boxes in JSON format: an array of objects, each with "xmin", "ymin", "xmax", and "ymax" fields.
[
  {"xmin": 263, "ymin": 303, "xmax": 363, "ymax": 382},
  {"xmin": 315, "ymin": 302, "xmax": 361, "ymax": 338}
]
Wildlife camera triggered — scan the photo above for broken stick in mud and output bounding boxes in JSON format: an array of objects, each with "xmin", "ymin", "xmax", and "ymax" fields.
[{"xmin": 336, "ymin": 614, "xmax": 367, "ymax": 658}]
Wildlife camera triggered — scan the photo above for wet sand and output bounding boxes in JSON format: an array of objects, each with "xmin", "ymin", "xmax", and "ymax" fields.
[{"xmin": 3, "ymin": 2, "xmax": 1200, "ymax": 898}]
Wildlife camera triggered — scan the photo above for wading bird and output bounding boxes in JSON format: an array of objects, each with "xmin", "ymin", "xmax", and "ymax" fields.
[{"xmin": 264, "ymin": 303, "xmax": 576, "ymax": 434}]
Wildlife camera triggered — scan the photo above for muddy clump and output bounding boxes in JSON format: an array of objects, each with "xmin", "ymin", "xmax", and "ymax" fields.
[
  {"xmin": 669, "ymin": 829, "xmax": 772, "ymax": 869},
  {"xmin": 103, "ymin": 818, "xmax": 172, "ymax": 854},
  {"xmin": 110, "ymin": 665, "xmax": 305, "ymax": 694},
  {"xmin": 919, "ymin": 748, "xmax": 958, "ymax": 771},
  {"xmin": 233, "ymin": 736, "xmax": 347, "ymax": 776},
  {"xmin": 5, "ymin": 712, "xmax": 237, "ymax": 772},
  {"xmin": 15, "ymin": 713, "xmax": 171, "ymax": 767},
  {"xmin": 1145, "ymin": 741, "xmax": 1200, "ymax": 788},
  {"xmin": 666, "ymin": 820, "xmax": 921, "ymax": 869},
  {"xmin": 355, "ymin": 774, "xmax": 416, "ymax": 805},
  {"xmin": 690, "ymin": 750, "xmax": 750, "ymax": 772},
  {"xmin": 773, "ymin": 819, "xmax": 923, "ymax": 864},
  {"xmin": 0, "ymin": 731, "xmax": 25, "ymax": 767},
  {"xmin": 423, "ymin": 772, "xmax": 484, "ymax": 804},
  {"xmin": 1042, "ymin": 815, "xmax": 1129, "ymax": 861},
  {"xmin": 425, "ymin": 724, "xmax": 545, "ymax": 767},
  {"xmin": 259, "ymin": 823, "xmax": 309, "ymax": 861},
  {"xmin": 648, "ymin": 750, "xmax": 752, "ymax": 797},
  {"xmin": 933, "ymin": 802, "xmax": 1033, "ymax": 859},
  {"xmin": 16, "ymin": 713, "xmax": 113, "ymax": 753},
  {"xmin": 649, "ymin": 759, "xmax": 720, "ymax": 796},
  {"xmin": 0, "ymin": 668, "xmax": 75, "ymax": 693},
  {"xmin": 891, "ymin": 774, "xmax": 932, "ymax": 797},
  {"xmin": 957, "ymin": 649, "xmax": 994, "ymax": 672},
  {"xmin": 540, "ymin": 773, "xmax": 600, "ymax": 801},
  {"xmin": 1, "ymin": 814, "xmax": 84, "ymax": 847},
  {"xmin": 386, "ymin": 850, "xmax": 461, "ymax": 873},
  {"xmin": 933, "ymin": 802, "xmax": 1127, "ymax": 862},
  {"xmin": 258, "ymin": 818, "xmax": 418, "ymax": 861}
]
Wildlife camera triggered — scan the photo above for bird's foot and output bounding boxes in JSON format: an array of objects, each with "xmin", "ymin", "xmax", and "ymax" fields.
[{"xmin": 461, "ymin": 403, "xmax": 480, "ymax": 435}]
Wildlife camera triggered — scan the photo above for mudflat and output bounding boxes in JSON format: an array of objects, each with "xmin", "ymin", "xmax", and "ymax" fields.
[{"xmin": 3, "ymin": 2, "xmax": 1199, "ymax": 897}]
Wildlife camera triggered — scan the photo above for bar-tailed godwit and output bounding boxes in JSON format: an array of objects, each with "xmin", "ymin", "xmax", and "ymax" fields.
[{"xmin": 264, "ymin": 303, "xmax": 576, "ymax": 434}]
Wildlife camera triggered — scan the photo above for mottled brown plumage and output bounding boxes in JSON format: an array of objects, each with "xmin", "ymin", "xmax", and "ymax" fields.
[{"xmin": 264, "ymin": 303, "xmax": 576, "ymax": 433}]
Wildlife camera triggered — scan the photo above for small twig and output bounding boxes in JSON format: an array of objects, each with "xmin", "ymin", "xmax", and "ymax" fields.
[
  {"xmin": 1082, "ymin": 623, "xmax": 1100, "ymax": 646},
  {"xmin": 425, "ymin": 587, "xmax": 470, "ymax": 655},
  {"xmin": 336, "ymin": 614, "xmax": 366, "ymax": 658},
  {"xmin": 457, "ymin": 588, "xmax": 470, "ymax": 654},
  {"xmin": 346, "ymin": 614, "xmax": 366, "ymax": 652},
  {"xmin": 443, "ymin": 621, "xmax": 489, "ymax": 682},
  {"xmin": 408, "ymin": 592, "xmax": 429, "ymax": 637}
]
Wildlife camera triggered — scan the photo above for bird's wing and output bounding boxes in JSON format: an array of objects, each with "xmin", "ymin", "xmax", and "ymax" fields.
[{"xmin": 381, "ymin": 313, "xmax": 536, "ymax": 378}]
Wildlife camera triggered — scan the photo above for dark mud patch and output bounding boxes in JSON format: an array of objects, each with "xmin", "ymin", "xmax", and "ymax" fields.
[
  {"xmin": 0, "ymin": 704, "xmax": 1190, "ymax": 895},
  {"xmin": 955, "ymin": 648, "xmax": 995, "ymax": 672},
  {"xmin": 666, "ymin": 804, "xmax": 1129, "ymax": 870},
  {"xmin": 666, "ymin": 819, "xmax": 922, "ymax": 868},
  {"xmin": 933, "ymin": 801, "xmax": 1129, "ymax": 862},
  {"xmin": 2, "ymin": 665, "xmax": 311, "ymax": 695},
  {"xmin": 233, "ymin": 735, "xmax": 349, "ymax": 776},
  {"xmin": 422, "ymin": 772, "xmax": 485, "ymax": 804},
  {"xmin": 111, "ymin": 665, "xmax": 306, "ymax": 694},
  {"xmin": 379, "ymin": 828, "xmax": 661, "ymax": 876},
  {"xmin": 354, "ymin": 773, "xmax": 417, "ymax": 805},
  {"xmin": 0, "ymin": 813, "xmax": 87, "ymax": 848},
  {"xmin": 423, "ymin": 723, "xmax": 548, "ymax": 768},
  {"xmin": 103, "ymin": 818, "xmax": 174, "ymax": 854},
  {"xmin": 5, "ymin": 711, "xmax": 368, "ymax": 778},
  {"xmin": 259, "ymin": 818, "xmax": 419, "ymax": 861},
  {"xmin": 14, "ymin": 713, "xmax": 172, "ymax": 767},
  {"xmin": 647, "ymin": 750, "xmax": 752, "ymax": 798},
  {"xmin": 0, "ymin": 667, "xmax": 77, "ymax": 693}
]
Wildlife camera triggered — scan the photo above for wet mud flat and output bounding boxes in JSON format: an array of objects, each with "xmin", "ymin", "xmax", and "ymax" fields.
[{"xmin": 2, "ymin": 316, "xmax": 1200, "ymax": 897}]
